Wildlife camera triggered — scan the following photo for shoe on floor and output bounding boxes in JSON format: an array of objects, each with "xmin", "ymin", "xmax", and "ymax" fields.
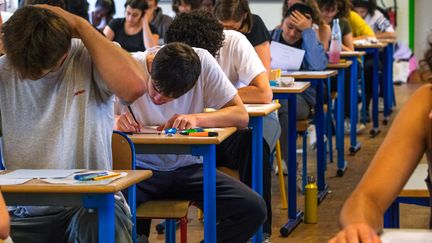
[
  {"xmin": 344, "ymin": 119, "xmax": 366, "ymax": 135},
  {"xmin": 273, "ymin": 158, "xmax": 288, "ymax": 176},
  {"xmin": 263, "ymin": 233, "xmax": 272, "ymax": 243}
]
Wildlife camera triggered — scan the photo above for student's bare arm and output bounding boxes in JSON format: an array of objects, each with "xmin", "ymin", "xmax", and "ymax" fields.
[
  {"xmin": 103, "ymin": 26, "xmax": 115, "ymax": 40},
  {"xmin": 330, "ymin": 84, "xmax": 432, "ymax": 243},
  {"xmin": 38, "ymin": 5, "xmax": 146, "ymax": 104},
  {"xmin": 342, "ymin": 33, "xmax": 354, "ymax": 51},
  {"xmin": 0, "ymin": 192, "xmax": 10, "ymax": 240},
  {"xmin": 237, "ymin": 72, "xmax": 272, "ymax": 104},
  {"xmin": 142, "ymin": 15, "xmax": 158, "ymax": 49},
  {"xmin": 318, "ymin": 24, "xmax": 331, "ymax": 51},
  {"xmin": 162, "ymin": 94, "xmax": 249, "ymax": 130},
  {"xmin": 254, "ymin": 41, "xmax": 271, "ymax": 73}
]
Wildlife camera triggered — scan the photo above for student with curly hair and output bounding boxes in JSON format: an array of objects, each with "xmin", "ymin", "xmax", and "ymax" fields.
[
  {"xmin": 165, "ymin": 10, "xmax": 276, "ymax": 241},
  {"xmin": 329, "ymin": 41, "xmax": 432, "ymax": 243}
]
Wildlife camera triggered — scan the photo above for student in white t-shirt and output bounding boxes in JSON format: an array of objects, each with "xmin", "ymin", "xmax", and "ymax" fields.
[
  {"xmin": 164, "ymin": 10, "xmax": 278, "ymax": 239},
  {"xmin": 114, "ymin": 42, "xmax": 267, "ymax": 241}
]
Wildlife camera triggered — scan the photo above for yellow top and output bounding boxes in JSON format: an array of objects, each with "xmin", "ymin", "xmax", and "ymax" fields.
[{"xmin": 348, "ymin": 11, "xmax": 375, "ymax": 38}]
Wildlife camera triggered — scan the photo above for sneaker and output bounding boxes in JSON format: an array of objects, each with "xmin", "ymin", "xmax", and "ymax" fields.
[
  {"xmin": 273, "ymin": 158, "xmax": 288, "ymax": 176},
  {"xmin": 263, "ymin": 233, "xmax": 272, "ymax": 243},
  {"xmin": 344, "ymin": 119, "xmax": 366, "ymax": 135}
]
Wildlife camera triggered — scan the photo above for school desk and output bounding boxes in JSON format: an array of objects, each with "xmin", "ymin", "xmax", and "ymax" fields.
[
  {"xmin": 280, "ymin": 71, "xmax": 337, "ymax": 206},
  {"xmin": 129, "ymin": 127, "xmax": 236, "ymax": 243},
  {"xmin": 327, "ymin": 61, "xmax": 353, "ymax": 177},
  {"xmin": 384, "ymin": 163, "xmax": 429, "ymax": 228},
  {"xmin": 0, "ymin": 170, "xmax": 152, "ymax": 243},
  {"xmin": 272, "ymin": 81, "xmax": 313, "ymax": 236},
  {"xmin": 379, "ymin": 38, "xmax": 397, "ymax": 125},
  {"xmin": 339, "ymin": 51, "xmax": 367, "ymax": 154},
  {"xmin": 354, "ymin": 42, "xmax": 388, "ymax": 137}
]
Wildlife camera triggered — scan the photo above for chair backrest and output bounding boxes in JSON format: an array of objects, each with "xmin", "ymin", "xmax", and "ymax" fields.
[{"xmin": 112, "ymin": 131, "xmax": 136, "ymax": 170}]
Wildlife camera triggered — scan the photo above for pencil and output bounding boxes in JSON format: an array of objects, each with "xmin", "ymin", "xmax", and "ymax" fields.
[
  {"xmin": 93, "ymin": 173, "xmax": 122, "ymax": 181},
  {"xmin": 127, "ymin": 106, "xmax": 139, "ymax": 125}
]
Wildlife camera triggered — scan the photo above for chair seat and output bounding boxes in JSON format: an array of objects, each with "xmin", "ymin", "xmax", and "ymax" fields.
[{"xmin": 137, "ymin": 200, "xmax": 191, "ymax": 219}]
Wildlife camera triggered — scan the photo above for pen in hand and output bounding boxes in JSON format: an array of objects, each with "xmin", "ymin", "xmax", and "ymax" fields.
[{"xmin": 127, "ymin": 105, "xmax": 141, "ymax": 132}]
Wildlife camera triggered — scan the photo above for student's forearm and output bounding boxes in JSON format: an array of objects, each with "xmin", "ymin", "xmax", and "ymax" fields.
[
  {"xmin": 376, "ymin": 32, "xmax": 396, "ymax": 40},
  {"xmin": 194, "ymin": 106, "xmax": 249, "ymax": 129},
  {"xmin": 0, "ymin": 193, "xmax": 10, "ymax": 240},
  {"xmin": 237, "ymin": 86, "xmax": 272, "ymax": 104},
  {"xmin": 142, "ymin": 22, "xmax": 157, "ymax": 48},
  {"xmin": 75, "ymin": 18, "xmax": 146, "ymax": 103}
]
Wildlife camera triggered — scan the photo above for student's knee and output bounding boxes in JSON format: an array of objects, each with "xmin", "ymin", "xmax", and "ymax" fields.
[{"xmin": 244, "ymin": 191, "xmax": 267, "ymax": 225}]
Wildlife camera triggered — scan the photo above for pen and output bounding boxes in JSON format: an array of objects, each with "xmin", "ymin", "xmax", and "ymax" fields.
[
  {"xmin": 188, "ymin": 132, "xmax": 218, "ymax": 137},
  {"xmin": 127, "ymin": 106, "xmax": 139, "ymax": 125},
  {"xmin": 74, "ymin": 172, "xmax": 108, "ymax": 181},
  {"xmin": 93, "ymin": 173, "xmax": 122, "ymax": 181}
]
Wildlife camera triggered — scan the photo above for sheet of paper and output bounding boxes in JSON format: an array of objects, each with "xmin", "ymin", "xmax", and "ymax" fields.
[
  {"xmin": 0, "ymin": 178, "xmax": 32, "ymax": 185},
  {"xmin": 381, "ymin": 230, "xmax": 432, "ymax": 243},
  {"xmin": 42, "ymin": 171, "xmax": 128, "ymax": 185},
  {"xmin": 270, "ymin": 41, "xmax": 305, "ymax": 71},
  {"xmin": 281, "ymin": 70, "xmax": 335, "ymax": 76},
  {"xmin": 136, "ymin": 126, "xmax": 161, "ymax": 134},
  {"xmin": 0, "ymin": 169, "xmax": 84, "ymax": 179}
]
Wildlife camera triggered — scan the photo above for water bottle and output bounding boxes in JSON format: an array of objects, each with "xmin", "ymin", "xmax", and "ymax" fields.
[
  {"xmin": 329, "ymin": 18, "xmax": 342, "ymax": 64},
  {"xmin": 304, "ymin": 175, "xmax": 318, "ymax": 223}
]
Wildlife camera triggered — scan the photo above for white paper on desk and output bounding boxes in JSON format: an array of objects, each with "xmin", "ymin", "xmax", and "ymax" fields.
[
  {"xmin": 270, "ymin": 41, "xmax": 305, "ymax": 71},
  {"xmin": 42, "ymin": 172, "xmax": 128, "ymax": 185},
  {"xmin": 0, "ymin": 178, "xmax": 31, "ymax": 185},
  {"xmin": 281, "ymin": 70, "xmax": 334, "ymax": 76},
  {"xmin": 381, "ymin": 230, "xmax": 432, "ymax": 243},
  {"xmin": 0, "ymin": 169, "xmax": 84, "ymax": 179}
]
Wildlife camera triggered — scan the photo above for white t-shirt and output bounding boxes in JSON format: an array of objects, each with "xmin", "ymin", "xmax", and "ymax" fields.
[
  {"xmin": 365, "ymin": 10, "xmax": 394, "ymax": 33},
  {"xmin": 115, "ymin": 47, "xmax": 238, "ymax": 171},
  {"xmin": 217, "ymin": 30, "xmax": 266, "ymax": 88}
]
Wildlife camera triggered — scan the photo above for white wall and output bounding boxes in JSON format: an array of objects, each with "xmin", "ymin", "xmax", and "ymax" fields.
[{"xmin": 413, "ymin": 0, "xmax": 432, "ymax": 61}]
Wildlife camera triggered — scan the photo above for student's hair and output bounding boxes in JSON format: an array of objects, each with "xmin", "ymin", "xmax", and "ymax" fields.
[
  {"xmin": 1, "ymin": 6, "xmax": 71, "ymax": 80},
  {"xmin": 201, "ymin": 0, "xmax": 215, "ymax": 5},
  {"xmin": 213, "ymin": 0, "xmax": 253, "ymax": 34},
  {"xmin": 282, "ymin": 0, "xmax": 325, "ymax": 25},
  {"xmin": 351, "ymin": 0, "xmax": 376, "ymax": 16},
  {"xmin": 96, "ymin": 0, "xmax": 116, "ymax": 17},
  {"xmin": 165, "ymin": 10, "xmax": 225, "ymax": 57},
  {"xmin": 317, "ymin": 0, "xmax": 350, "ymax": 18},
  {"xmin": 124, "ymin": 0, "xmax": 148, "ymax": 14},
  {"xmin": 151, "ymin": 42, "xmax": 201, "ymax": 98},
  {"xmin": 284, "ymin": 2, "xmax": 315, "ymax": 20},
  {"xmin": 421, "ymin": 37, "xmax": 432, "ymax": 72},
  {"xmin": 172, "ymin": 0, "xmax": 201, "ymax": 14},
  {"xmin": 24, "ymin": 0, "xmax": 65, "ymax": 8}
]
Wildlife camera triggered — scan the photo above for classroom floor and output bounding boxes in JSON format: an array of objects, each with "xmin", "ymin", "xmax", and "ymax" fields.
[{"xmin": 148, "ymin": 82, "xmax": 429, "ymax": 243}]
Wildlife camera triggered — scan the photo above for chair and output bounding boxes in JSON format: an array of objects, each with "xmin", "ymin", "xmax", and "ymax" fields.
[{"xmin": 111, "ymin": 131, "xmax": 190, "ymax": 243}]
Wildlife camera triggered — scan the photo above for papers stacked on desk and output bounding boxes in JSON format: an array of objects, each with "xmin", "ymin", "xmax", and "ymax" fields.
[
  {"xmin": 270, "ymin": 41, "xmax": 305, "ymax": 71},
  {"xmin": 43, "ymin": 171, "xmax": 127, "ymax": 185},
  {"xmin": 0, "ymin": 169, "xmax": 84, "ymax": 185}
]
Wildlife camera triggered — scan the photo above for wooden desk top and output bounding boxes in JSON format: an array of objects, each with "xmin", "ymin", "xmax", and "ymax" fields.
[
  {"xmin": 0, "ymin": 170, "xmax": 152, "ymax": 194},
  {"xmin": 327, "ymin": 60, "xmax": 353, "ymax": 69},
  {"xmin": 399, "ymin": 163, "xmax": 428, "ymax": 197},
  {"xmin": 244, "ymin": 103, "xmax": 280, "ymax": 117},
  {"xmin": 129, "ymin": 127, "xmax": 237, "ymax": 145},
  {"xmin": 378, "ymin": 38, "xmax": 397, "ymax": 44},
  {"xmin": 340, "ymin": 51, "xmax": 366, "ymax": 57},
  {"xmin": 272, "ymin": 81, "xmax": 311, "ymax": 94},
  {"xmin": 281, "ymin": 70, "xmax": 338, "ymax": 79},
  {"xmin": 354, "ymin": 42, "xmax": 388, "ymax": 49}
]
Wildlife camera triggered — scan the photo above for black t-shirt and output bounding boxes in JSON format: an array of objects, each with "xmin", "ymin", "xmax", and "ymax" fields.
[
  {"xmin": 244, "ymin": 14, "xmax": 271, "ymax": 47},
  {"xmin": 108, "ymin": 18, "xmax": 158, "ymax": 52},
  {"xmin": 278, "ymin": 34, "xmax": 302, "ymax": 49}
]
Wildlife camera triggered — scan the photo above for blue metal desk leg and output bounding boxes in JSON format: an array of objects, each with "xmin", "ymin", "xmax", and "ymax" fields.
[
  {"xmin": 348, "ymin": 58, "xmax": 361, "ymax": 154},
  {"xmin": 383, "ymin": 44, "xmax": 394, "ymax": 125},
  {"xmin": 370, "ymin": 49, "xmax": 381, "ymax": 137},
  {"xmin": 336, "ymin": 69, "xmax": 348, "ymax": 177},
  {"xmin": 314, "ymin": 80, "xmax": 329, "ymax": 203},
  {"xmin": 127, "ymin": 186, "xmax": 137, "ymax": 243},
  {"xmin": 384, "ymin": 201, "xmax": 399, "ymax": 228},
  {"xmin": 280, "ymin": 93, "xmax": 303, "ymax": 237},
  {"xmin": 193, "ymin": 145, "xmax": 217, "ymax": 243},
  {"xmin": 83, "ymin": 193, "xmax": 115, "ymax": 243},
  {"xmin": 165, "ymin": 220, "xmax": 176, "ymax": 243},
  {"xmin": 250, "ymin": 117, "xmax": 263, "ymax": 243}
]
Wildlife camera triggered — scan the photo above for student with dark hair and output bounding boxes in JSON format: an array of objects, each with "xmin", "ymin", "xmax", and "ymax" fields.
[
  {"xmin": 214, "ymin": 0, "xmax": 271, "ymax": 73},
  {"xmin": 144, "ymin": 0, "xmax": 173, "ymax": 43},
  {"xmin": 90, "ymin": 0, "xmax": 116, "ymax": 31},
  {"xmin": 103, "ymin": 0, "xmax": 159, "ymax": 52},
  {"xmin": 283, "ymin": 0, "xmax": 331, "ymax": 50},
  {"xmin": 200, "ymin": 0, "xmax": 215, "ymax": 13},
  {"xmin": 171, "ymin": 0, "xmax": 201, "ymax": 14},
  {"xmin": 329, "ymin": 44, "xmax": 432, "ymax": 242},
  {"xmin": 271, "ymin": 2, "xmax": 328, "ymax": 190},
  {"xmin": 165, "ymin": 10, "xmax": 276, "ymax": 241},
  {"xmin": 0, "ymin": 5, "xmax": 146, "ymax": 242},
  {"xmin": 114, "ymin": 42, "xmax": 267, "ymax": 242},
  {"xmin": 351, "ymin": 0, "xmax": 395, "ymax": 39}
]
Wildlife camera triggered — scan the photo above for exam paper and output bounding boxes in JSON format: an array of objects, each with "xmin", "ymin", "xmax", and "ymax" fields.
[
  {"xmin": 381, "ymin": 230, "xmax": 432, "ymax": 243},
  {"xmin": 42, "ymin": 171, "xmax": 128, "ymax": 185},
  {"xmin": 0, "ymin": 169, "xmax": 84, "ymax": 179},
  {"xmin": 0, "ymin": 178, "xmax": 31, "ymax": 185},
  {"xmin": 270, "ymin": 41, "xmax": 305, "ymax": 71}
]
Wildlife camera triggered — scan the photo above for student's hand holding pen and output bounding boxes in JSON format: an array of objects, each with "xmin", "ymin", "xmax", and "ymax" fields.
[
  {"xmin": 114, "ymin": 112, "xmax": 142, "ymax": 132},
  {"xmin": 158, "ymin": 113, "xmax": 198, "ymax": 131},
  {"xmin": 328, "ymin": 223, "xmax": 381, "ymax": 243}
]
